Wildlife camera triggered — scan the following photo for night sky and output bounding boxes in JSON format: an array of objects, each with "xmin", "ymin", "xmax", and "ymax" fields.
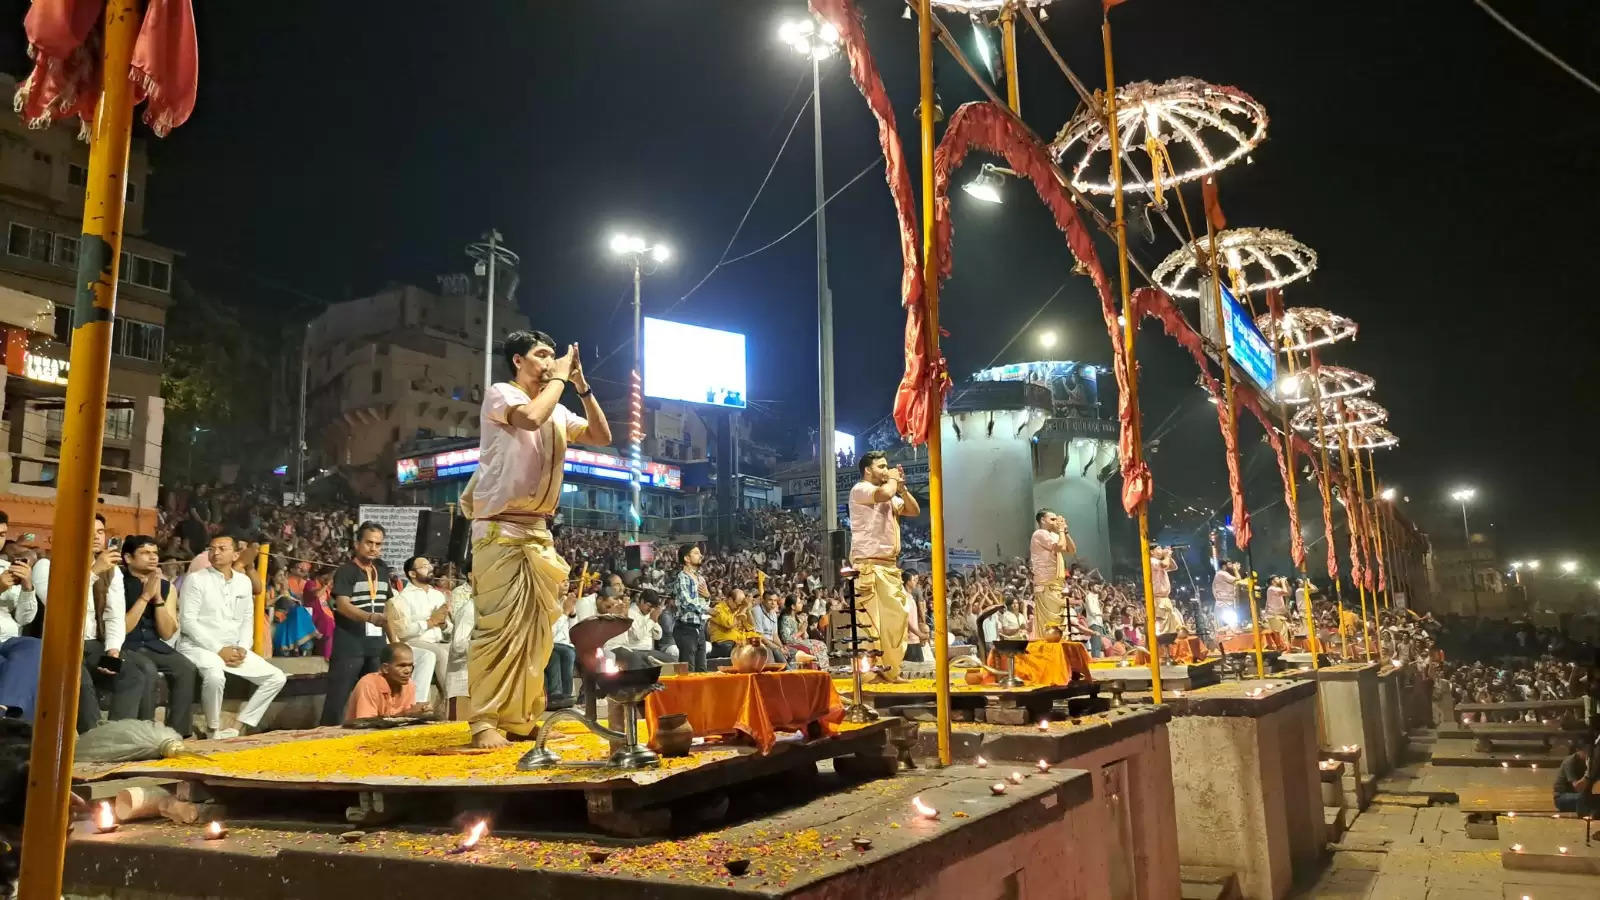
[{"xmin": 5, "ymin": 1, "xmax": 1597, "ymax": 563}]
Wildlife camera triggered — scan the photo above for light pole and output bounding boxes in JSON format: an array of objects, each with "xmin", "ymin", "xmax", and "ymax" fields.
[
  {"xmin": 1451, "ymin": 487, "xmax": 1477, "ymax": 615},
  {"xmin": 466, "ymin": 230, "xmax": 521, "ymax": 391},
  {"xmin": 1036, "ymin": 329, "xmax": 1058, "ymax": 350},
  {"xmin": 779, "ymin": 14, "xmax": 843, "ymax": 539},
  {"xmin": 295, "ymin": 321, "xmax": 310, "ymax": 503},
  {"xmin": 610, "ymin": 232, "xmax": 672, "ymax": 541}
]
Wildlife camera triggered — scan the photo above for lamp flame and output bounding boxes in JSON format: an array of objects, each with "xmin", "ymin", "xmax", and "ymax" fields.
[
  {"xmin": 461, "ymin": 820, "xmax": 489, "ymax": 849},
  {"xmin": 96, "ymin": 801, "xmax": 117, "ymax": 833},
  {"xmin": 603, "ymin": 658, "xmax": 620, "ymax": 675},
  {"xmin": 1036, "ymin": 759, "xmax": 1050, "ymax": 773},
  {"xmin": 859, "ymin": 656, "xmax": 872, "ymax": 674},
  {"xmin": 205, "ymin": 821, "xmax": 227, "ymax": 840},
  {"xmin": 991, "ymin": 783, "xmax": 1007, "ymax": 795},
  {"xmin": 975, "ymin": 755, "xmax": 988, "ymax": 768},
  {"xmin": 911, "ymin": 796, "xmax": 938, "ymax": 819},
  {"xmin": 1009, "ymin": 772, "xmax": 1025, "ymax": 784},
  {"xmin": 1037, "ymin": 720, "xmax": 1050, "ymax": 731}
]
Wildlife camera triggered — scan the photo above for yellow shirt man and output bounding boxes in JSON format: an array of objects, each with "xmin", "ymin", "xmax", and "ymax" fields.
[{"xmin": 709, "ymin": 596, "xmax": 756, "ymax": 645}]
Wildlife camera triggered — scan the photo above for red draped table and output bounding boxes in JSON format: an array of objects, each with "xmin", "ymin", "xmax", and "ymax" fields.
[{"xmin": 643, "ymin": 670, "xmax": 845, "ymax": 753}]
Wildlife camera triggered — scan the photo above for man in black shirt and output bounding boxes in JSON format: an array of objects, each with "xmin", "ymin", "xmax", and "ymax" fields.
[
  {"xmin": 119, "ymin": 535, "xmax": 198, "ymax": 736},
  {"xmin": 319, "ymin": 522, "xmax": 394, "ymax": 725}
]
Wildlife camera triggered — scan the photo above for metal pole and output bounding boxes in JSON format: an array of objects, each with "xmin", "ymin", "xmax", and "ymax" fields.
[
  {"xmin": 916, "ymin": 0, "xmax": 953, "ymax": 767},
  {"xmin": 631, "ymin": 259, "xmax": 644, "ymax": 542},
  {"xmin": 1103, "ymin": 15, "xmax": 1162, "ymax": 703},
  {"xmin": 483, "ymin": 229, "xmax": 498, "ymax": 391},
  {"xmin": 1000, "ymin": 2, "xmax": 1021, "ymax": 113},
  {"xmin": 296, "ymin": 321, "xmax": 309, "ymax": 502},
  {"xmin": 1331, "ymin": 409, "xmax": 1371, "ymax": 659},
  {"xmin": 813, "ymin": 51, "xmax": 838, "ymax": 535},
  {"xmin": 20, "ymin": 2, "xmax": 140, "ymax": 894},
  {"xmin": 1461, "ymin": 499, "xmax": 1478, "ymax": 616}
]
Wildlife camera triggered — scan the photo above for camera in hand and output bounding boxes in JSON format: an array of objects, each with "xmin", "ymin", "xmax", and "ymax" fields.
[{"xmin": 96, "ymin": 654, "xmax": 123, "ymax": 673}]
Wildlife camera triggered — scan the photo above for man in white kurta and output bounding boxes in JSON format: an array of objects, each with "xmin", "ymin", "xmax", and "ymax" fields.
[
  {"xmin": 1028, "ymin": 509, "xmax": 1076, "ymax": 638},
  {"xmin": 848, "ymin": 452, "xmax": 921, "ymax": 682},
  {"xmin": 177, "ymin": 535, "xmax": 286, "ymax": 739},
  {"xmin": 389, "ymin": 555, "xmax": 450, "ymax": 705},
  {"xmin": 461, "ymin": 330, "xmax": 611, "ymax": 749}
]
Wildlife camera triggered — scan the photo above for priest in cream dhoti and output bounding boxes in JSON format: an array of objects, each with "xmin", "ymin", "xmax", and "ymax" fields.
[
  {"xmin": 458, "ymin": 330, "xmax": 611, "ymax": 749},
  {"xmin": 1028, "ymin": 509, "xmax": 1077, "ymax": 638},
  {"xmin": 848, "ymin": 451, "xmax": 920, "ymax": 683}
]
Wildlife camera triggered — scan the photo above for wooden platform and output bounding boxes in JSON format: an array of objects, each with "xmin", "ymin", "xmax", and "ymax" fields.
[
  {"xmin": 65, "ymin": 763, "xmax": 1096, "ymax": 899},
  {"xmin": 835, "ymin": 678, "xmax": 1100, "ymax": 726},
  {"xmin": 1088, "ymin": 658, "xmax": 1221, "ymax": 692},
  {"xmin": 78, "ymin": 719, "xmax": 903, "ymax": 837}
]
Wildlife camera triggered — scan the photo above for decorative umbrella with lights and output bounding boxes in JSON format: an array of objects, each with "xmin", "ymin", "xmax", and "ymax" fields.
[
  {"xmin": 1050, "ymin": 77, "xmax": 1268, "ymax": 197},
  {"xmin": 1275, "ymin": 365, "xmax": 1375, "ymax": 405},
  {"xmin": 1258, "ymin": 306, "xmax": 1359, "ymax": 352},
  {"xmin": 1292, "ymin": 396, "xmax": 1389, "ymax": 434},
  {"xmin": 1308, "ymin": 423, "xmax": 1399, "ymax": 452},
  {"xmin": 1152, "ymin": 227, "xmax": 1318, "ymax": 299}
]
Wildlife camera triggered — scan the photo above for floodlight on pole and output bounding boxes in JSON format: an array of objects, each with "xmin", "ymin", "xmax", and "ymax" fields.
[
  {"xmin": 1037, "ymin": 330, "xmax": 1058, "ymax": 350},
  {"xmin": 609, "ymin": 230, "xmax": 673, "ymax": 542},
  {"xmin": 778, "ymin": 16, "xmax": 839, "ymax": 59},
  {"xmin": 1528, "ymin": 560, "xmax": 1541, "ymax": 571},
  {"xmin": 1560, "ymin": 560, "xmax": 1578, "ymax": 574},
  {"xmin": 1380, "ymin": 487, "xmax": 1396, "ymax": 501},
  {"xmin": 962, "ymin": 163, "xmax": 1011, "ymax": 204}
]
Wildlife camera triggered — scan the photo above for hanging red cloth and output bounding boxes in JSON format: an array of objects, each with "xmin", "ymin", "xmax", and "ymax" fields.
[
  {"xmin": 929, "ymin": 100, "xmax": 1146, "ymax": 510},
  {"xmin": 811, "ymin": 0, "xmax": 934, "ymax": 445},
  {"xmin": 1238, "ymin": 388, "xmax": 1303, "ymax": 567},
  {"xmin": 1316, "ymin": 459, "xmax": 1339, "ymax": 581},
  {"xmin": 16, "ymin": 0, "xmax": 197, "ymax": 137}
]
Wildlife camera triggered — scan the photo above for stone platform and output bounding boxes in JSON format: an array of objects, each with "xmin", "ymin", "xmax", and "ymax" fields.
[
  {"xmin": 1089, "ymin": 657, "xmax": 1222, "ymax": 692},
  {"xmin": 66, "ymin": 764, "xmax": 1103, "ymax": 899}
]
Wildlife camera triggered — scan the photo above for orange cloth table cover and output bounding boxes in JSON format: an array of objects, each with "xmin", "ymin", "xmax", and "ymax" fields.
[
  {"xmin": 984, "ymin": 640, "xmax": 1094, "ymax": 686},
  {"xmin": 644, "ymin": 670, "xmax": 844, "ymax": 753},
  {"xmin": 1131, "ymin": 636, "xmax": 1207, "ymax": 666},
  {"xmin": 1219, "ymin": 632, "xmax": 1289, "ymax": 654}
]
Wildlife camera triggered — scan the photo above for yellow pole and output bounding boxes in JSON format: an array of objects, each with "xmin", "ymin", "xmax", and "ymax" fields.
[
  {"xmin": 1306, "ymin": 353, "xmax": 1346, "ymax": 660},
  {"xmin": 916, "ymin": 0, "xmax": 953, "ymax": 767},
  {"xmin": 1367, "ymin": 449, "xmax": 1391, "ymax": 611},
  {"xmin": 1102, "ymin": 16, "xmax": 1161, "ymax": 703},
  {"xmin": 254, "ymin": 542, "xmax": 273, "ymax": 657},
  {"xmin": 1280, "ymin": 355, "xmax": 1317, "ymax": 668},
  {"xmin": 1331, "ymin": 413, "xmax": 1371, "ymax": 659},
  {"xmin": 1000, "ymin": 2, "xmax": 1021, "ymax": 113},
  {"xmin": 1205, "ymin": 216, "xmax": 1260, "ymax": 679},
  {"xmin": 1352, "ymin": 448, "xmax": 1383, "ymax": 660},
  {"xmin": 19, "ymin": 2, "xmax": 141, "ymax": 895}
]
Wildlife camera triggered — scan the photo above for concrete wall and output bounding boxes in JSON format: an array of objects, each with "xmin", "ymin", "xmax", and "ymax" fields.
[
  {"xmin": 1167, "ymin": 686, "xmax": 1323, "ymax": 900},
  {"xmin": 1033, "ymin": 437, "xmax": 1116, "ymax": 573},
  {"xmin": 940, "ymin": 407, "xmax": 1045, "ymax": 561}
]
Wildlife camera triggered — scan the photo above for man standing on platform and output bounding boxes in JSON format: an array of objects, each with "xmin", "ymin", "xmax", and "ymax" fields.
[
  {"xmin": 1151, "ymin": 545, "xmax": 1184, "ymax": 642},
  {"xmin": 1028, "ymin": 509, "xmax": 1076, "ymax": 638},
  {"xmin": 319, "ymin": 523, "xmax": 394, "ymax": 726},
  {"xmin": 461, "ymin": 330, "xmax": 611, "ymax": 749},
  {"xmin": 848, "ymin": 451, "xmax": 920, "ymax": 683}
]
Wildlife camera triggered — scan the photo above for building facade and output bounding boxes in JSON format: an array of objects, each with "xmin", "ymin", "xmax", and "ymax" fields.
[
  {"xmin": 0, "ymin": 75, "xmax": 169, "ymax": 543},
  {"xmin": 304, "ymin": 276, "xmax": 530, "ymax": 500}
]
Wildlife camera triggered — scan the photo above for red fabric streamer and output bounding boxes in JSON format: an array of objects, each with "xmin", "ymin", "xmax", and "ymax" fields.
[
  {"xmin": 1238, "ymin": 388, "xmax": 1304, "ymax": 568},
  {"xmin": 1202, "ymin": 176, "xmax": 1227, "ymax": 232},
  {"xmin": 809, "ymin": 0, "xmax": 933, "ymax": 443},
  {"xmin": 1129, "ymin": 287, "xmax": 1249, "ymax": 546},
  {"xmin": 930, "ymin": 101, "xmax": 1146, "ymax": 511},
  {"xmin": 1317, "ymin": 459, "xmax": 1339, "ymax": 580},
  {"xmin": 16, "ymin": 0, "xmax": 197, "ymax": 137},
  {"xmin": 1264, "ymin": 287, "xmax": 1285, "ymax": 328}
]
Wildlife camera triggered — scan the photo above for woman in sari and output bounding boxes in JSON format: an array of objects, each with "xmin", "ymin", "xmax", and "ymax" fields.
[{"xmin": 779, "ymin": 595, "xmax": 828, "ymax": 667}]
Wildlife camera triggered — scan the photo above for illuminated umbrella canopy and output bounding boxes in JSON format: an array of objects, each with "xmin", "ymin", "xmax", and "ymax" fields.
[
  {"xmin": 1050, "ymin": 77, "xmax": 1268, "ymax": 196},
  {"xmin": 1275, "ymin": 365, "xmax": 1375, "ymax": 405},
  {"xmin": 1258, "ymin": 306, "xmax": 1358, "ymax": 352},
  {"xmin": 1151, "ymin": 227, "xmax": 1317, "ymax": 299},
  {"xmin": 1292, "ymin": 396, "xmax": 1388, "ymax": 434},
  {"xmin": 1309, "ymin": 423, "xmax": 1398, "ymax": 453}
]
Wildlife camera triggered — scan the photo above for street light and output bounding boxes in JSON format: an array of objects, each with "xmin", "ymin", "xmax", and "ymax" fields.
[
  {"xmin": 1380, "ymin": 487, "xmax": 1396, "ymax": 502},
  {"xmin": 961, "ymin": 163, "xmax": 1009, "ymax": 203},
  {"xmin": 1560, "ymin": 560, "xmax": 1578, "ymax": 574},
  {"xmin": 1528, "ymin": 560, "xmax": 1541, "ymax": 571},
  {"xmin": 780, "ymin": 13, "xmax": 844, "ymax": 551},
  {"xmin": 1037, "ymin": 330, "xmax": 1058, "ymax": 350},
  {"xmin": 1450, "ymin": 486, "xmax": 1477, "ymax": 615},
  {"xmin": 610, "ymin": 231, "xmax": 672, "ymax": 541}
]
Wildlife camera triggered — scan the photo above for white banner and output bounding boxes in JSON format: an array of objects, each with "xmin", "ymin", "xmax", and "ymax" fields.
[{"xmin": 357, "ymin": 505, "xmax": 430, "ymax": 571}]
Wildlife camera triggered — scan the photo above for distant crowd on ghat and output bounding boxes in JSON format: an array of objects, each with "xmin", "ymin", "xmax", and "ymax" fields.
[{"xmin": 0, "ymin": 481, "xmax": 1593, "ymax": 745}]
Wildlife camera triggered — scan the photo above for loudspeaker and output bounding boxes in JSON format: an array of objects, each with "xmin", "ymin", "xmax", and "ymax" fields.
[
  {"xmin": 625, "ymin": 542, "xmax": 643, "ymax": 572},
  {"xmin": 446, "ymin": 513, "xmax": 471, "ymax": 567},
  {"xmin": 415, "ymin": 509, "xmax": 453, "ymax": 561},
  {"xmin": 823, "ymin": 529, "xmax": 847, "ymax": 588}
]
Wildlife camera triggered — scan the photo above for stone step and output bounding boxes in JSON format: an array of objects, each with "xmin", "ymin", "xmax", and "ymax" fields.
[{"xmin": 1179, "ymin": 865, "xmax": 1240, "ymax": 900}]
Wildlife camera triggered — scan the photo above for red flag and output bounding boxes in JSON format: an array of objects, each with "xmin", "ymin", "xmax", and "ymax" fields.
[
  {"xmin": 16, "ymin": 0, "xmax": 197, "ymax": 137},
  {"xmin": 1104, "ymin": 0, "xmax": 1131, "ymax": 10},
  {"xmin": 1202, "ymin": 176, "xmax": 1227, "ymax": 232}
]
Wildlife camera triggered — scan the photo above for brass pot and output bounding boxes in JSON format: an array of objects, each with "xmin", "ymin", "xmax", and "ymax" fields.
[
  {"xmin": 1042, "ymin": 626, "xmax": 1065, "ymax": 643},
  {"xmin": 964, "ymin": 668, "xmax": 986, "ymax": 686},
  {"xmin": 729, "ymin": 640, "xmax": 770, "ymax": 674},
  {"xmin": 652, "ymin": 713, "xmax": 694, "ymax": 756}
]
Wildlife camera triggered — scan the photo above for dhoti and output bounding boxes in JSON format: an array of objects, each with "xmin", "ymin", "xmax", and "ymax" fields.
[
  {"xmin": 467, "ymin": 522, "xmax": 566, "ymax": 738},
  {"xmin": 1032, "ymin": 579, "xmax": 1064, "ymax": 639},
  {"xmin": 1154, "ymin": 596, "xmax": 1185, "ymax": 636},
  {"xmin": 854, "ymin": 559, "xmax": 909, "ymax": 680}
]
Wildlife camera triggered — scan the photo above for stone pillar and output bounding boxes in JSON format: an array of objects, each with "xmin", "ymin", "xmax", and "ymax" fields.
[
  {"xmin": 1314, "ymin": 663, "xmax": 1387, "ymax": 781},
  {"xmin": 1166, "ymin": 680, "xmax": 1323, "ymax": 900},
  {"xmin": 1376, "ymin": 667, "xmax": 1407, "ymax": 770}
]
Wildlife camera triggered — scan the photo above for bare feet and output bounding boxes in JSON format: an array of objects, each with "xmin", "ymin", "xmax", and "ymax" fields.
[{"xmin": 471, "ymin": 729, "xmax": 511, "ymax": 750}]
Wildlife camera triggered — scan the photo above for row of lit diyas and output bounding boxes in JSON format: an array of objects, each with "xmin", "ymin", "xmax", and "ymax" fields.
[{"xmin": 92, "ymin": 801, "xmax": 225, "ymax": 840}]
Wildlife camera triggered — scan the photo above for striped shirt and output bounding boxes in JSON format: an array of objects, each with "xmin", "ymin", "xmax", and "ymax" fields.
[
  {"xmin": 331, "ymin": 558, "xmax": 393, "ymax": 654},
  {"xmin": 674, "ymin": 569, "xmax": 709, "ymax": 627}
]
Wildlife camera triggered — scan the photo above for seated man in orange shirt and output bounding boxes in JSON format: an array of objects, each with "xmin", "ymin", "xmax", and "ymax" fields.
[{"xmin": 343, "ymin": 643, "xmax": 431, "ymax": 724}]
